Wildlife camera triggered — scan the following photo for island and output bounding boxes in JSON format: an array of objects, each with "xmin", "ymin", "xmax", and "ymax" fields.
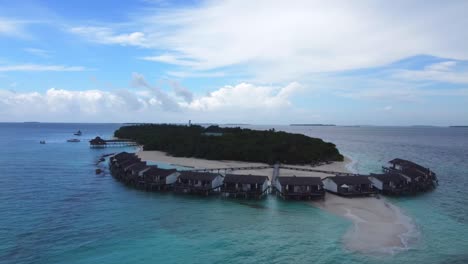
[{"xmin": 114, "ymin": 124, "xmax": 343, "ymax": 164}]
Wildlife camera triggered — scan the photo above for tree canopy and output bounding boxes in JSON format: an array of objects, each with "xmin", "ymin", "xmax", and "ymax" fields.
[{"xmin": 115, "ymin": 124, "xmax": 343, "ymax": 164}]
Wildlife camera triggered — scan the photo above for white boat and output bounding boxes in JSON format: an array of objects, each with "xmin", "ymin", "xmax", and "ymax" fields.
[
  {"xmin": 74, "ymin": 130, "xmax": 82, "ymax": 136},
  {"xmin": 67, "ymin": 139, "xmax": 80, "ymax": 142}
]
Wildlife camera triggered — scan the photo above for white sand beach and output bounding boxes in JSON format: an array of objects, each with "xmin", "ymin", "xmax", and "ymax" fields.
[
  {"xmin": 138, "ymin": 150, "xmax": 414, "ymax": 254},
  {"xmin": 137, "ymin": 150, "xmax": 350, "ymax": 178},
  {"xmin": 312, "ymin": 194, "xmax": 414, "ymax": 254}
]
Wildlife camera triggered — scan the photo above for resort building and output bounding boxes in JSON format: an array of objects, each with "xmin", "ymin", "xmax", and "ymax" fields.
[
  {"xmin": 142, "ymin": 167, "xmax": 180, "ymax": 191},
  {"xmin": 369, "ymin": 173, "xmax": 409, "ymax": 195},
  {"xmin": 221, "ymin": 174, "xmax": 270, "ymax": 199},
  {"xmin": 174, "ymin": 171, "xmax": 224, "ymax": 195},
  {"xmin": 122, "ymin": 162, "xmax": 148, "ymax": 185},
  {"xmin": 383, "ymin": 158, "xmax": 438, "ymax": 192},
  {"xmin": 89, "ymin": 136, "xmax": 107, "ymax": 147},
  {"xmin": 322, "ymin": 176, "xmax": 376, "ymax": 196},
  {"xmin": 109, "ymin": 153, "xmax": 141, "ymax": 179},
  {"xmin": 275, "ymin": 176, "xmax": 325, "ymax": 200}
]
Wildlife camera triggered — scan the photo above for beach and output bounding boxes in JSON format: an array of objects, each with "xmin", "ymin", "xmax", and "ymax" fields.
[
  {"xmin": 138, "ymin": 150, "xmax": 414, "ymax": 255},
  {"xmin": 312, "ymin": 194, "xmax": 415, "ymax": 255}
]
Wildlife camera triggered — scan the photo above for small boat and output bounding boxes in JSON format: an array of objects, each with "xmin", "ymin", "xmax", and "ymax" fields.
[
  {"xmin": 40, "ymin": 140, "xmax": 46, "ymax": 144},
  {"xmin": 67, "ymin": 139, "xmax": 80, "ymax": 143},
  {"xmin": 74, "ymin": 130, "xmax": 82, "ymax": 136}
]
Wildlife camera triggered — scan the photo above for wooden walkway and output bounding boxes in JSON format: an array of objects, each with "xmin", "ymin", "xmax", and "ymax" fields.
[
  {"xmin": 279, "ymin": 166, "xmax": 359, "ymax": 176},
  {"xmin": 90, "ymin": 137, "xmax": 138, "ymax": 148},
  {"xmin": 190, "ymin": 165, "xmax": 273, "ymax": 173},
  {"xmin": 187, "ymin": 163, "xmax": 358, "ymax": 177}
]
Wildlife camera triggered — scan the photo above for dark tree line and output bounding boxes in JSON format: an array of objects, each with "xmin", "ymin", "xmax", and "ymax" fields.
[{"xmin": 115, "ymin": 124, "xmax": 343, "ymax": 164}]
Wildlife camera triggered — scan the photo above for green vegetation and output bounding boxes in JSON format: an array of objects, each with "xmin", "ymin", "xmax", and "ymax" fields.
[{"xmin": 115, "ymin": 124, "xmax": 343, "ymax": 164}]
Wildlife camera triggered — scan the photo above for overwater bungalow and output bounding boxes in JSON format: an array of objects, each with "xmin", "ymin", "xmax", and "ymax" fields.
[
  {"xmin": 275, "ymin": 176, "xmax": 325, "ymax": 200},
  {"xmin": 89, "ymin": 136, "xmax": 107, "ymax": 147},
  {"xmin": 109, "ymin": 153, "xmax": 141, "ymax": 178},
  {"xmin": 221, "ymin": 174, "xmax": 269, "ymax": 199},
  {"xmin": 322, "ymin": 176, "xmax": 376, "ymax": 196},
  {"xmin": 369, "ymin": 173, "xmax": 409, "ymax": 195},
  {"xmin": 122, "ymin": 162, "xmax": 148, "ymax": 185},
  {"xmin": 110, "ymin": 152, "xmax": 135, "ymax": 166},
  {"xmin": 173, "ymin": 171, "xmax": 223, "ymax": 195},
  {"xmin": 383, "ymin": 158, "xmax": 438, "ymax": 191},
  {"xmin": 141, "ymin": 167, "xmax": 180, "ymax": 191}
]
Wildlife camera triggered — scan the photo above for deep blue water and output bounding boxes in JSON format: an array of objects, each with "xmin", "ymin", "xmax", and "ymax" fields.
[{"xmin": 1, "ymin": 123, "xmax": 467, "ymax": 264}]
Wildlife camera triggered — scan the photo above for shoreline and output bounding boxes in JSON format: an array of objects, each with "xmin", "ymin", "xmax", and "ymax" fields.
[
  {"xmin": 136, "ymin": 150, "xmax": 416, "ymax": 255},
  {"xmin": 309, "ymin": 155, "xmax": 416, "ymax": 255}
]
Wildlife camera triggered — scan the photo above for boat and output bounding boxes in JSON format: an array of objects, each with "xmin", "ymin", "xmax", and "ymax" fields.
[
  {"xmin": 67, "ymin": 139, "xmax": 80, "ymax": 143},
  {"xmin": 74, "ymin": 130, "xmax": 82, "ymax": 136},
  {"xmin": 40, "ymin": 140, "xmax": 46, "ymax": 144}
]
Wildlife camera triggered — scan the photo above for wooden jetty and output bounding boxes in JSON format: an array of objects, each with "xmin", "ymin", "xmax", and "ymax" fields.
[{"xmin": 90, "ymin": 136, "xmax": 138, "ymax": 148}]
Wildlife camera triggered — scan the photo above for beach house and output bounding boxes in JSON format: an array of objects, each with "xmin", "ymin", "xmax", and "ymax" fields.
[
  {"xmin": 142, "ymin": 167, "xmax": 180, "ymax": 191},
  {"xmin": 174, "ymin": 171, "xmax": 224, "ymax": 195},
  {"xmin": 221, "ymin": 174, "xmax": 270, "ymax": 199},
  {"xmin": 322, "ymin": 176, "xmax": 376, "ymax": 196},
  {"xmin": 275, "ymin": 176, "xmax": 325, "ymax": 200}
]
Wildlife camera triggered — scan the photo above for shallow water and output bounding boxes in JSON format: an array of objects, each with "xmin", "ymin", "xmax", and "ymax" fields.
[{"xmin": 1, "ymin": 123, "xmax": 467, "ymax": 264}]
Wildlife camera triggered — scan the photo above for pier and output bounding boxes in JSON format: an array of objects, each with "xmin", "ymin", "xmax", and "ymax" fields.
[{"xmin": 89, "ymin": 136, "xmax": 138, "ymax": 148}]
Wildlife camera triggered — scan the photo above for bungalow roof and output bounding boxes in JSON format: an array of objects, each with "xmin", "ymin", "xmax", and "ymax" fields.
[
  {"xmin": 143, "ymin": 166, "xmax": 177, "ymax": 178},
  {"xmin": 278, "ymin": 176, "xmax": 322, "ymax": 186},
  {"xmin": 224, "ymin": 174, "xmax": 269, "ymax": 184},
  {"xmin": 389, "ymin": 158, "xmax": 430, "ymax": 174},
  {"xmin": 327, "ymin": 176, "xmax": 372, "ymax": 185},
  {"xmin": 125, "ymin": 162, "xmax": 147, "ymax": 172},
  {"xmin": 371, "ymin": 173, "xmax": 406, "ymax": 184},
  {"xmin": 179, "ymin": 171, "xmax": 220, "ymax": 181}
]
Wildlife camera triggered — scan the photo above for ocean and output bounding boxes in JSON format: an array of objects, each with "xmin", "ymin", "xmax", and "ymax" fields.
[{"xmin": 1, "ymin": 123, "xmax": 467, "ymax": 264}]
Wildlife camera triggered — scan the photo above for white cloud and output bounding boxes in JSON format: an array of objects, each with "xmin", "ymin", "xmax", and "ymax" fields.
[
  {"xmin": 170, "ymin": 81, "xmax": 193, "ymax": 103},
  {"xmin": 24, "ymin": 48, "xmax": 52, "ymax": 58},
  {"xmin": 117, "ymin": 0, "xmax": 468, "ymax": 81},
  {"xmin": 0, "ymin": 88, "xmax": 144, "ymax": 120},
  {"xmin": 184, "ymin": 82, "xmax": 302, "ymax": 111},
  {"xmin": 70, "ymin": 26, "xmax": 148, "ymax": 47},
  {"xmin": 166, "ymin": 70, "xmax": 225, "ymax": 78},
  {"xmin": 425, "ymin": 61, "xmax": 457, "ymax": 72},
  {"xmin": 0, "ymin": 81, "xmax": 305, "ymax": 123},
  {"xmin": 141, "ymin": 54, "xmax": 196, "ymax": 66},
  {"xmin": 131, "ymin": 72, "xmax": 180, "ymax": 110},
  {"xmin": 0, "ymin": 64, "xmax": 87, "ymax": 72},
  {"xmin": 393, "ymin": 61, "xmax": 468, "ymax": 84},
  {"xmin": 66, "ymin": 1, "xmax": 468, "ymax": 82},
  {"xmin": 0, "ymin": 18, "xmax": 26, "ymax": 37}
]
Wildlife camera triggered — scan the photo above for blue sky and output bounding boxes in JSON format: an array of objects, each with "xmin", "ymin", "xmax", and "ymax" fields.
[{"xmin": 0, "ymin": 0, "xmax": 467, "ymax": 125}]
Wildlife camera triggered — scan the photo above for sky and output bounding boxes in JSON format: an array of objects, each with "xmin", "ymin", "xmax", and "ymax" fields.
[{"xmin": 0, "ymin": 0, "xmax": 467, "ymax": 125}]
